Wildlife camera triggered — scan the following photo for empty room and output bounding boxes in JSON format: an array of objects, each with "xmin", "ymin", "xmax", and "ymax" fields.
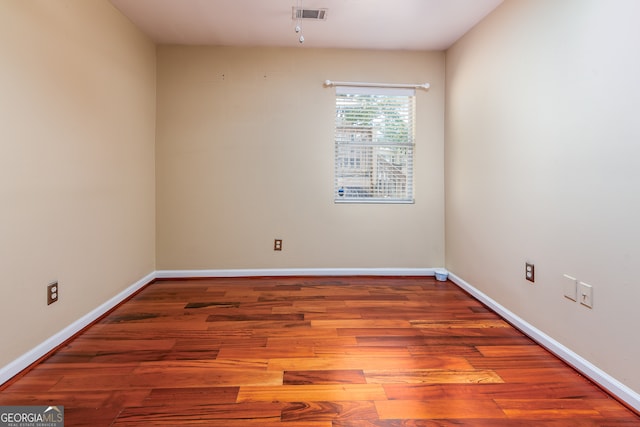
[{"xmin": 1, "ymin": 0, "xmax": 639, "ymax": 425}]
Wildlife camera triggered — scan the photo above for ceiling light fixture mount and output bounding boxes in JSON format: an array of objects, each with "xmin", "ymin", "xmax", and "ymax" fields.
[
  {"xmin": 294, "ymin": 0, "xmax": 304, "ymax": 44},
  {"xmin": 292, "ymin": 1, "xmax": 327, "ymax": 45}
]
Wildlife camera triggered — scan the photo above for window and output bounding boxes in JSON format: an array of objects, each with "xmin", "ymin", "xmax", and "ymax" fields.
[{"xmin": 334, "ymin": 86, "xmax": 415, "ymax": 203}]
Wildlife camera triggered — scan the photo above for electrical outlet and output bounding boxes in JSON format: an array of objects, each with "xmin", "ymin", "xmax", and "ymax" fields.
[
  {"xmin": 525, "ymin": 263, "xmax": 535, "ymax": 283},
  {"xmin": 47, "ymin": 281, "xmax": 59, "ymax": 305},
  {"xmin": 274, "ymin": 239, "xmax": 283, "ymax": 251}
]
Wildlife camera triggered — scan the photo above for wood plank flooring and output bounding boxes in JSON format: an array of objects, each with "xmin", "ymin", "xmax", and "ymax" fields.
[{"xmin": 1, "ymin": 276, "xmax": 638, "ymax": 426}]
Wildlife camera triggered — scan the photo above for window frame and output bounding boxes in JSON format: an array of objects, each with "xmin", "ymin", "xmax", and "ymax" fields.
[{"xmin": 333, "ymin": 86, "xmax": 416, "ymax": 204}]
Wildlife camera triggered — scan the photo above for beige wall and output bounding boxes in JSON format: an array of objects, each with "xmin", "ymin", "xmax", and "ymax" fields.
[
  {"xmin": 446, "ymin": 0, "xmax": 640, "ymax": 392},
  {"xmin": 156, "ymin": 47, "xmax": 445, "ymax": 269},
  {"xmin": 2, "ymin": 0, "xmax": 638, "ymax": 400},
  {"xmin": 0, "ymin": 1, "xmax": 156, "ymax": 367}
]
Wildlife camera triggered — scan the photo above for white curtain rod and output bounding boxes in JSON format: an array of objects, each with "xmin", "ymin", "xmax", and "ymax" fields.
[{"xmin": 323, "ymin": 80, "xmax": 430, "ymax": 90}]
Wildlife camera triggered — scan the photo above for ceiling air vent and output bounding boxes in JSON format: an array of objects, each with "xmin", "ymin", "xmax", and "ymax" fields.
[{"xmin": 292, "ymin": 8, "xmax": 328, "ymax": 20}]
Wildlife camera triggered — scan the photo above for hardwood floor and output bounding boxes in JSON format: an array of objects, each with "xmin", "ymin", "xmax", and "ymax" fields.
[{"xmin": 1, "ymin": 276, "xmax": 638, "ymax": 426}]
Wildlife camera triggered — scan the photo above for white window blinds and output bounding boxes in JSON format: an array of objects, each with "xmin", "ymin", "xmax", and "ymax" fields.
[{"xmin": 334, "ymin": 86, "xmax": 415, "ymax": 203}]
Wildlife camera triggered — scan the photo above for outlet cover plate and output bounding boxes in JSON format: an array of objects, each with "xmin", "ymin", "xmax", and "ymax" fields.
[
  {"xmin": 525, "ymin": 263, "xmax": 535, "ymax": 283},
  {"xmin": 47, "ymin": 281, "xmax": 59, "ymax": 305}
]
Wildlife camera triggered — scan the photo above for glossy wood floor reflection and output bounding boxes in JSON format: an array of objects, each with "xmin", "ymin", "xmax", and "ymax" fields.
[{"xmin": 1, "ymin": 276, "xmax": 638, "ymax": 426}]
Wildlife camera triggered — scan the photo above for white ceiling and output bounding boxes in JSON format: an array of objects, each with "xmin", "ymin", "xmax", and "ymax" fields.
[{"xmin": 109, "ymin": 0, "xmax": 503, "ymax": 51}]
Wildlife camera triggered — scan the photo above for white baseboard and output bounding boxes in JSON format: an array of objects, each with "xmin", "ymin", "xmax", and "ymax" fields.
[
  {"xmin": 0, "ymin": 268, "xmax": 433, "ymax": 386},
  {"xmin": 155, "ymin": 267, "xmax": 436, "ymax": 279},
  {"xmin": 448, "ymin": 272, "xmax": 640, "ymax": 413},
  {"xmin": 4, "ymin": 267, "xmax": 638, "ymax": 415},
  {"xmin": 0, "ymin": 271, "xmax": 155, "ymax": 386}
]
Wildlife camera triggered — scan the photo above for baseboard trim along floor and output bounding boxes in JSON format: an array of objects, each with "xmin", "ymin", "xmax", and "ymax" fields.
[
  {"xmin": 1, "ymin": 267, "xmax": 638, "ymax": 414},
  {"xmin": 0, "ymin": 271, "xmax": 156, "ymax": 385},
  {"xmin": 155, "ymin": 268, "xmax": 437, "ymax": 279},
  {"xmin": 448, "ymin": 272, "xmax": 640, "ymax": 414}
]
